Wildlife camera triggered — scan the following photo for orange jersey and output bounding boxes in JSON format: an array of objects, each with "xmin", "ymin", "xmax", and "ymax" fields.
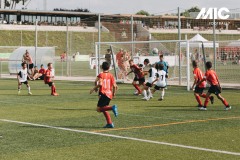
[
  {"xmin": 44, "ymin": 69, "xmax": 53, "ymax": 84},
  {"xmin": 204, "ymin": 70, "xmax": 219, "ymax": 86},
  {"xmin": 193, "ymin": 67, "xmax": 206, "ymax": 88},
  {"xmin": 98, "ymin": 72, "xmax": 115, "ymax": 99}
]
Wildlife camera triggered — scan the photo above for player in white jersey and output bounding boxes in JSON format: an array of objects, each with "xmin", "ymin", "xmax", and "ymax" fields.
[
  {"xmin": 17, "ymin": 62, "xmax": 32, "ymax": 95},
  {"xmin": 151, "ymin": 64, "xmax": 166, "ymax": 101},
  {"xmin": 141, "ymin": 59, "xmax": 157, "ymax": 100}
]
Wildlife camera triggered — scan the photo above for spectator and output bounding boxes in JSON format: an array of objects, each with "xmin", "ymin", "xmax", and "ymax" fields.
[
  {"xmin": 38, "ymin": 64, "xmax": 46, "ymax": 80},
  {"xmin": 22, "ymin": 50, "xmax": 34, "ymax": 75},
  {"xmin": 105, "ymin": 49, "xmax": 112, "ymax": 66}
]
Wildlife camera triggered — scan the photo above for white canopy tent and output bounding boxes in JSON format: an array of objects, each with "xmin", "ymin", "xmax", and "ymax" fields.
[{"xmin": 181, "ymin": 34, "xmax": 219, "ymax": 48}]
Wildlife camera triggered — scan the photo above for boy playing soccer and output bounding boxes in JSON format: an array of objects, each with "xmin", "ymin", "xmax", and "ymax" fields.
[
  {"xmin": 150, "ymin": 64, "xmax": 166, "ymax": 101},
  {"xmin": 44, "ymin": 63, "xmax": 59, "ymax": 96},
  {"xmin": 17, "ymin": 62, "xmax": 32, "ymax": 95},
  {"xmin": 191, "ymin": 60, "xmax": 214, "ymax": 109},
  {"xmin": 90, "ymin": 62, "xmax": 118, "ymax": 128},
  {"xmin": 197, "ymin": 61, "xmax": 231, "ymax": 111},
  {"xmin": 142, "ymin": 59, "xmax": 157, "ymax": 100},
  {"xmin": 127, "ymin": 59, "xmax": 145, "ymax": 95}
]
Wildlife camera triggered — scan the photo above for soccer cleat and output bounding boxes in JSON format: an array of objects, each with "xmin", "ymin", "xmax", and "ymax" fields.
[
  {"xmin": 104, "ymin": 123, "xmax": 114, "ymax": 128},
  {"xmin": 158, "ymin": 98, "xmax": 163, "ymax": 101},
  {"xmin": 149, "ymin": 95, "xmax": 153, "ymax": 99},
  {"xmin": 141, "ymin": 97, "xmax": 149, "ymax": 101},
  {"xmin": 17, "ymin": 90, "xmax": 21, "ymax": 95},
  {"xmin": 52, "ymin": 93, "xmax": 59, "ymax": 96},
  {"xmin": 28, "ymin": 92, "xmax": 32, "ymax": 95},
  {"xmin": 210, "ymin": 96, "xmax": 214, "ymax": 104},
  {"xmin": 112, "ymin": 105, "xmax": 118, "ymax": 117},
  {"xmin": 224, "ymin": 106, "xmax": 232, "ymax": 111},
  {"xmin": 199, "ymin": 107, "xmax": 207, "ymax": 111}
]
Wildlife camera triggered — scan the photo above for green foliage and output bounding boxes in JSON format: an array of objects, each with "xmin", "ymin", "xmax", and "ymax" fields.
[
  {"xmin": 136, "ymin": 10, "xmax": 150, "ymax": 16},
  {"xmin": 181, "ymin": 6, "xmax": 201, "ymax": 17}
]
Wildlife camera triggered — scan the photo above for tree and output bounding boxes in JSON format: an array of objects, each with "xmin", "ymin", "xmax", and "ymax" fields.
[
  {"xmin": 3, "ymin": 0, "xmax": 28, "ymax": 9},
  {"xmin": 136, "ymin": 10, "xmax": 150, "ymax": 16},
  {"xmin": 53, "ymin": 8, "xmax": 90, "ymax": 12},
  {"xmin": 180, "ymin": 6, "xmax": 201, "ymax": 17}
]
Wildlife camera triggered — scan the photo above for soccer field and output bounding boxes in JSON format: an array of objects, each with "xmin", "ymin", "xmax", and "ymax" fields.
[{"xmin": 0, "ymin": 79, "xmax": 240, "ymax": 160}]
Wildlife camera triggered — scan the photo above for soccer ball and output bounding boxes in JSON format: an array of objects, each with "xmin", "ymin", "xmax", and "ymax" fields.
[{"xmin": 152, "ymin": 48, "xmax": 159, "ymax": 55}]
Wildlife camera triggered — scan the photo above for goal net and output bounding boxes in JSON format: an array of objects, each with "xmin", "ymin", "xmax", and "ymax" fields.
[{"xmin": 94, "ymin": 40, "xmax": 193, "ymax": 90}]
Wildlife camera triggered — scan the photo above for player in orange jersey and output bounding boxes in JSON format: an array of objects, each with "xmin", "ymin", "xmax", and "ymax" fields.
[
  {"xmin": 197, "ymin": 61, "xmax": 231, "ymax": 111},
  {"xmin": 90, "ymin": 62, "xmax": 118, "ymax": 128},
  {"xmin": 44, "ymin": 63, "xmax": 59, "ymax": 96},
  {"xmin": 191, "ymin": 60, "xmax": 214, "ymax": 109}
]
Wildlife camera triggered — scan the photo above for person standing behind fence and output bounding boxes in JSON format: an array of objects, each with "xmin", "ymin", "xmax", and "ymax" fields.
[
  {"xmin": 116, "ymin": 49, "xmax": 124, "ymax": 79},
  {"xmin": 105, "ymin": 49, "xmax": 112, "ymax": 66},
  {"xmin": 22, "ymin": 50, "xmax": 34, "ymax": 75}
]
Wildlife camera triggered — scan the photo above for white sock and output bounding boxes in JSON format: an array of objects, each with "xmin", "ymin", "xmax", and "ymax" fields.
[
  {"xmin": 143, "ymin": 90, "xmax": 147, "ymax": 98},
  {"xmin": 148, "ymin": 88, "xmax": 152, "ymax": 97},
  {"xmin": 28, "ymin": 86, "xmax": 31, "ymax": 92},
  {"xmin": 161, "ymin": 89, "xmax": 165, "ymax": 98}
]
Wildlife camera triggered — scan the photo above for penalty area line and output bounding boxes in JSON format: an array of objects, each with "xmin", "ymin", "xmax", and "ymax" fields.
[{"xmin": 0, "ymin": 119, "xmax": 240, "ymax": 156}]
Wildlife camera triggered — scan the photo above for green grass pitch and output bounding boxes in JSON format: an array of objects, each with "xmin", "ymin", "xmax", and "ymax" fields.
[{"xmin": 0, "ymin": 79, "xmax": 240, "ymax": 160}]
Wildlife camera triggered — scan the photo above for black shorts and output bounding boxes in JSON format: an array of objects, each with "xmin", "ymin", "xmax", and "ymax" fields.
[
  {"xmin": 194, "ymin": 86, "xmax": 205, "ymax": 94},
  {"xmin": 20, "ymin": 81, "xmax": 28, "ymax": 85},
  {"xmin": 133, "ymin": 77, "xmax": 145, "ymax": 84},
  {"xmin": 208, "ymin": 85, "xmax": 221, "ymax": 95},
  {"xmin": 39, "ymin": 75, "xmax": 44, "ymax": 80},
  {"xmin": 28, "ymin": 63, "xmax": 34, "ymax": 69},
  {"xmin": 97, "ymin": 92, "xmax": 111, "ymax": 107},
  {"xmin": 154, "ymin": 85, "xmax": 165, "ymax": 90},
  {"xmin": 145, "ymin": 82, "xmax": 153, "ymax": 87},
  {"xmin": 47, "ymin": 82, "xmax": 53, "ymax": 87}
]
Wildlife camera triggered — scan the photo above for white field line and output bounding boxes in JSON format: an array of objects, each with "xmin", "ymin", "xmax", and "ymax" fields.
[{"xmin": 1, "ymin": 119, "xmax": 240, "ymax": 156}]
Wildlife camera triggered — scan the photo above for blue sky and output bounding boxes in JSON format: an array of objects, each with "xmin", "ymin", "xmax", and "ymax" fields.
[{"xmin": 23, "ymin": 0, "xmax": 239, "ymax": 15}]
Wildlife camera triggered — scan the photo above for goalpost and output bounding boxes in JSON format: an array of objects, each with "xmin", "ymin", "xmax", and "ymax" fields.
[{"xmin": 95, "ymin": 40, "xmax": 193, "ymax": 90}]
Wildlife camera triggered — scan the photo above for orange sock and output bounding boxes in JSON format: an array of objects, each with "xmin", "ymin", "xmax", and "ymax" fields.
[
  {"xmin": 103, "ymin": 111, "xmax": 112, "ymax": 124},
  {"xmin": 195, "ymin": 95, "xmax": 202, "ymax": 106}
]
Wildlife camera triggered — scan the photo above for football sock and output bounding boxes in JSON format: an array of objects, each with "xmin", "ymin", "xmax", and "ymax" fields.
[
  {"xmin": 28, "ymin": 86, "xmax": 31, "ymax": 92},
  {"xmin": 103, "ymin": 111, "xmax": 112, "ymax": 124},
  {"xmin": 204, "ymin": 97, "xmax": 210, "ymax": 107},
  {"xmin": 51, "ymin": 86, "xmax": 54, "ymax": 94},
  {"xmin": 161, "ymin": 89, "xmax": 165, "ymax": 98},
  {"xmin": 148, "ymin": 88, "xmax": 152, "ymax": 97},
  {"xmin": 195, "ymin": 95, "xmax": 202, "ymax": 106},
  {"xmin": 143, "ymin": 90, "xmax": 147, "ymax": 98},
  {"xmin": 100, "ymin": 106, "xmax": 112, "ymax": 112},
  {"xmin": 133, "ymin": 84, "xmax": 141, "ymax": 94},
  {"xmin": 222, "ymin": 99, "xmax": 229, "ymax": 107}
]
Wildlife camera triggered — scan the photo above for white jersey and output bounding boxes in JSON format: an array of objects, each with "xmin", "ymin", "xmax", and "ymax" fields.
[
  {"xmin": 18, "ymin": 68, "xmax": 28, "ymax": 82},
  {"xmin": 148, "ymin": 67, "xmax": 157, "ymax": 83},
  {"xmin": 156, "ymin": 70, "xmax": 167, "ymax": 87}
]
